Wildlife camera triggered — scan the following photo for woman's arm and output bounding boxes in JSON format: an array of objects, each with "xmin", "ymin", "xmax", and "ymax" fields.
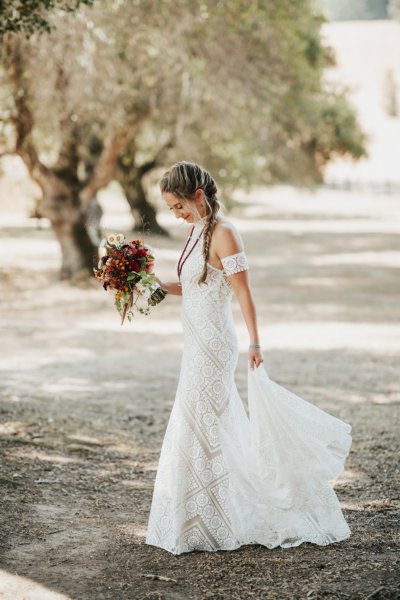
[
  {"xmin": 155, "ymin": 277, "xmax": 182, "ymax": 296},
  {"xmin": 213, "ymin": 224, "xmax": 264, "ymax": 369},
  {"xmin": 228, "ymin": 271, "xmax": 264, "ymax": 370},
  {"xmin": 228, "ymin": 271, "xmax": 260, "ymax": 343}
]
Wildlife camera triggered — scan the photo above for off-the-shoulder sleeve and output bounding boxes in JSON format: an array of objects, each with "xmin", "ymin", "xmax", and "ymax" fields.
[{"xmin": 220, "ymin": 250, "xmax": 249, "ymax": 276}]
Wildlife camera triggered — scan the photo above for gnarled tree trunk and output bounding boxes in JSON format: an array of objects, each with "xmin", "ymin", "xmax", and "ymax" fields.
[
  {"xmin": 5, "ymin": 34, "xmax": 151, "ymax": 279},
  {"xmin": 116, "ymin": 139, "xmax": 173, "ymax": 237},
  {"xmin": 41, "ymin": 174, "xmax": 98, "ymax": 280},
  {"xmin": 117, "ymin": 166, "xmax": 169, "ymax": 236}
]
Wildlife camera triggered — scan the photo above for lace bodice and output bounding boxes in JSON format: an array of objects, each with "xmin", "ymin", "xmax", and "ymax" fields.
[{"xmin": 178, "ymin": 220, "xmax": 249, "ymax": 298}]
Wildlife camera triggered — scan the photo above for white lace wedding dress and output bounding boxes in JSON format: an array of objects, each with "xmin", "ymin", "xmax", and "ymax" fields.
[{"xmin": 145, "ymin": 218, "xmax": 352, "ymax": 555}]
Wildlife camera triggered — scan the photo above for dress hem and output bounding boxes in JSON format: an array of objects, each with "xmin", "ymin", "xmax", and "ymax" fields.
[{"xmin": 144, "ymin": 529, "xmax": 351, "ymax": 556}]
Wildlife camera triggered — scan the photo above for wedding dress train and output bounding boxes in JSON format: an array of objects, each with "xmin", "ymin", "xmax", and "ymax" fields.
[{"xmin": 145, "ymin": 219, "xmax": 352, "ymax": 555}]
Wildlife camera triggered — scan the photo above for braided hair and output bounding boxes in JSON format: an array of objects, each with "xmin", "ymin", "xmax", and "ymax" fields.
[{"xmin": 160, "ymin": 161, "xmax": 222, "ymax": 285}]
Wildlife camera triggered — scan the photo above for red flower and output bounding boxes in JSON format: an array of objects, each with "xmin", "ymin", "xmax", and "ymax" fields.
[
  {"xmin": 129, "ymin": 260, "xmax": 140, "ymax": 272},
  {"xmin": 134, "ymin": 247, "xmax": 148, "ymax": 258}
]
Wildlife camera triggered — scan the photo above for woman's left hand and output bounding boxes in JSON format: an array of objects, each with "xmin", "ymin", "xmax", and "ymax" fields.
[{"xmin": 249, "ymin": 347, "xmax": 264, "ymax": 370}]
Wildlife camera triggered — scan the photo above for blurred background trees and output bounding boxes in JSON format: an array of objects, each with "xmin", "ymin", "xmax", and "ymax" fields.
[
  {"xmin": 0, "ymin": 0, "xmax": 367, "ymax": 279},
  {"xmin": 320, "ymin": 0, "xmax": 389, "ymax": 21},
  {"xmin": 320, "ymin": 0, "xmax": 400, "ymax": 21},
  {"xmin": 0, "ymin": 0, "xmax": 95, "ymax": 35},
  {"xmin": 388, "ymin": 0, "xmax": 400, "ymax": 19}
]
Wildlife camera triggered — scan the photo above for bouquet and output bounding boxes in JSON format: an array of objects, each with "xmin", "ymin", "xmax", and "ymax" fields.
[{"xmin": 94, "ymin": 232, "xmax": 167, "ymax": 325}]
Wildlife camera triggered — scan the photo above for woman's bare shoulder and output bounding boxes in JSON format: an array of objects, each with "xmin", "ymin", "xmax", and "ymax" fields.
[
  {"xmin": 212, "ymin": 217, "xmax": 243, "ymax": 255},
  {"xmin": 213, "ymin": 217, "xmax": 241, "ymax": 238}
]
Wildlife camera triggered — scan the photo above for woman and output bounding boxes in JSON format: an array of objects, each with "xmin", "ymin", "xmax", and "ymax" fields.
[{"xmin": 145, "ymin": 161, "xmax": 352, "ymax": 555}]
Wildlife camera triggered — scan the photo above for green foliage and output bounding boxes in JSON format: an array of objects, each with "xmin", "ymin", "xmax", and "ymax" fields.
[
  {"xmin": 1, "ymin": 0, "xmax": 367, "ymax": 194},
  {"xmin": 0, "ymin": 0, "xmax": 95, "ymax": 36}
]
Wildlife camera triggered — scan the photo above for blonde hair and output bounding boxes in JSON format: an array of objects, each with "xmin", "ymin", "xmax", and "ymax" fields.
[{"xmin": 160, "ymin": 161, "xmax": 221, "ymax": 285}]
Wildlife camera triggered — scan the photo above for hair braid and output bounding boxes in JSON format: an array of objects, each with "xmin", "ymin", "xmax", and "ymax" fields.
[
  {"xmin": 198, "ymin": 191, "xmax": 220, "ymax": 285},
  {"xmin": 159, "ymin": 161, "xmax": 222, "ymax": 285}
]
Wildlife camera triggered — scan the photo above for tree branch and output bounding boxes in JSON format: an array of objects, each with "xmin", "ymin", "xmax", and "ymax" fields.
[
  {"xmin": 80, "ymin": 123, "xmax": 140, "ymax": 209},
  {"xmin": 3, "ymin": 34, "xmax": 48, "ymax": 185},
  {"xmin": 137, "ymin": 138, "xmax": 175, "ymax": 177}
]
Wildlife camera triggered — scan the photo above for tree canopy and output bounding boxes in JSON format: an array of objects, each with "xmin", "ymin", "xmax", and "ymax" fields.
[
  {"xmin": 0, "ymin": 0, "xmax": 95, "ymax": 36},
  {"xmin": 1, "ymin": 1, "xmax": 366, "ymax": 188},
  {"xmin": 0, "ymin": 0, "xmax": 367, "ymax": 278}
]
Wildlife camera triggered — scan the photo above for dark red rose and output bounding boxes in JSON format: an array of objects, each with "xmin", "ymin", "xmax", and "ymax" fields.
[
  {"xmin": 134, "ymin": 247, "xmax": 148, "ymax": 258},
  {"xmin": 129, "ymin": 260, "xmax": 140, "ymax": 272}
]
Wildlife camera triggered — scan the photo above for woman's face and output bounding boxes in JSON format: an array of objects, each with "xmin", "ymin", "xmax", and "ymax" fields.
[{"xmin": 163, "ymin": 191, "xmax": 203, "ymax": 223}]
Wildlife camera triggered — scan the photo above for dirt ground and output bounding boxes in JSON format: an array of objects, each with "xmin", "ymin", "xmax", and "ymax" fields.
[{"xmin": 0, "ymin": 184, "xmax": 399, "ymax": 599}]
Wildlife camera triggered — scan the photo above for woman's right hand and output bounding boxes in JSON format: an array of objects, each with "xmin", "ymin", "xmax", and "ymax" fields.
[
  {"xmin": 155, "ymin": 279, "xmax": 182, "ymax": 296},
  {"xmin": 249, "ymin": 346, "xmax": 264, "ymax": 370}
]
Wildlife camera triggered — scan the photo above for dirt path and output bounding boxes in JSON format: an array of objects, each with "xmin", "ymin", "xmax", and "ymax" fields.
[{"xmin": 0, "ymin": 187, "xmax": 399, "ymax": 599}]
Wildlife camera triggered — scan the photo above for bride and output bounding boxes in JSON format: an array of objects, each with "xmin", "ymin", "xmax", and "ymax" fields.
[{"xmin": 145, "ymin": 161, "xmax": 352, "ymax": 555}]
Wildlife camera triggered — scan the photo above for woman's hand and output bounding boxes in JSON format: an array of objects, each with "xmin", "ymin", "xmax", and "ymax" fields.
[
  {"xmin": 155, "ymin": 277, "xmax": 182, "ymax": 296},
  {"xmin": 249, "ymin": 346, "xmax": 264, "ymax": 370}
]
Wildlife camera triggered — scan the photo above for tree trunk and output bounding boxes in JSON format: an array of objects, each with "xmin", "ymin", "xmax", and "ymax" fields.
[
  {"xmin": 85, "ymin": 196, "xmax": 104, "ymax": 247},
  {"xmin": 4, "ymin": 36, "xmax": 115, "ymax": 281},
  {"xmin": 41, "ymin": 176, "xmax": 98, "ymax": 280},
  {"xmin": 52, "ymin": 216, "xmax": 98, "ymax": 280},
  {"xmin": 116, "ymin": 165, "xmax": 169, "ymax": 237}
]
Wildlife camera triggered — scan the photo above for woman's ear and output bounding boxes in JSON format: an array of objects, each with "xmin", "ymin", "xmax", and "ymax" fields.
[
  {"xmin": 195, "ymin": 188, "xmax": 207, "ymax": 209},
  {"xmin": 194, "ymin": 187, "xmax": 203, "ymax": 202}
]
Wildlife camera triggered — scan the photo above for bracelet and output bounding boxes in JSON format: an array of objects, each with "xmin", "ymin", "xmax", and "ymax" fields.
[{"xmin": 249, "ymin": 344, "xmax": 261, "ymax": 348}]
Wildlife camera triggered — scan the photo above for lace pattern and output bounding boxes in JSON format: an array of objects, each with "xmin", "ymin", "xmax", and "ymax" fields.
[
  {"xmin": 145, "ymin": 225, "xmax": 352, "ymax": 555},
  {"xmin": 220, "ymin": 251, "xmax": 249, "ymax": 276}
]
